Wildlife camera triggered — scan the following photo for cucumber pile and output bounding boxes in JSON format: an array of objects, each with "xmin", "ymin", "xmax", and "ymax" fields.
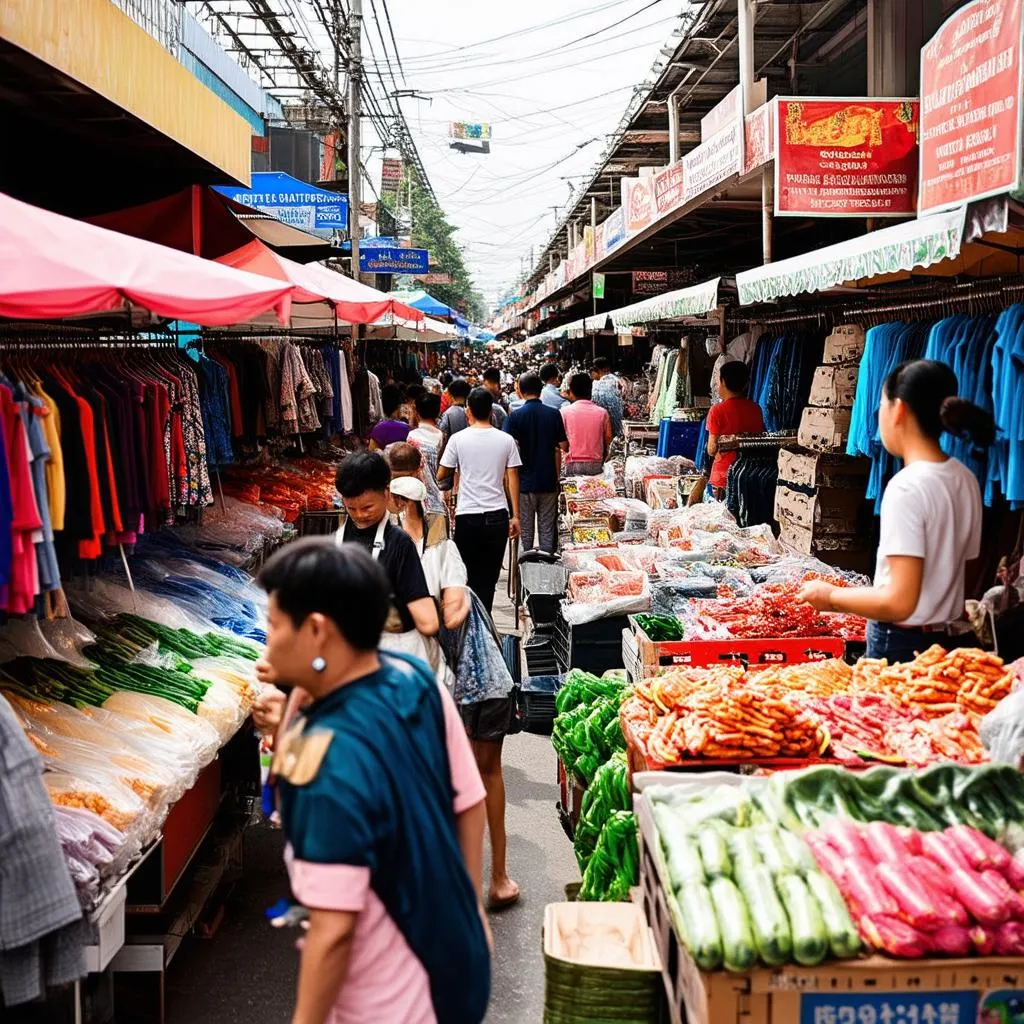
[{"xmin": 650, "ymin": 789, "xmax": 860, "ymax": 972}]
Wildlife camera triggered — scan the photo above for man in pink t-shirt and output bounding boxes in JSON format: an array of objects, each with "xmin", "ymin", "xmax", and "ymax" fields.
[{"xmin": 561, "ymin": 372, "xmax": 612, "ymax": 476}]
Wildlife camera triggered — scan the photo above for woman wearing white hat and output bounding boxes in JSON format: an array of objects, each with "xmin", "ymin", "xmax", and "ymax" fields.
[{"xmin": 389, "ymin": 475, "xmax": 521, "ymax": 910}]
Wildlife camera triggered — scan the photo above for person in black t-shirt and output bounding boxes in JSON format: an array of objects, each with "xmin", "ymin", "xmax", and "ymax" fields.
[{"xmin": 334, "ymin": 452, "xmax": 439, "ymax": 657}]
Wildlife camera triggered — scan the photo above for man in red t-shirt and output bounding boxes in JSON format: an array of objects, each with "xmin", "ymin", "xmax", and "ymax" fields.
[{"xmin": 704, "ymin": 360, "xmax": 764, "ymax": 498}]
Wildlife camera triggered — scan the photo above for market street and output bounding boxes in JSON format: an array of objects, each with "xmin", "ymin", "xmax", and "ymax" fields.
[{"xmin": 5, "ymin": 2, "xmax": 1024, "ymax": 1023}]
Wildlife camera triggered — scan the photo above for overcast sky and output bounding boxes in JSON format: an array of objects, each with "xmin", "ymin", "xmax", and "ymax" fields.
[{"xmin": 361, "ymin": 0, "xmax": 683, "ymax": 309}]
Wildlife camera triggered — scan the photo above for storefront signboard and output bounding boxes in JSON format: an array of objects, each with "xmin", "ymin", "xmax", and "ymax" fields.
[
  {"xmin": 683, "ymin": 119, "xmax": 744, "ymax": 205},
  {"xmin": 623, "ymin": 176, "xmax": 655, "ymax": 235},
  {"xmin": 359, "ymin": 247, "xmax": 429, "ymax": 273},
  {"xmin": 774, "ymin": 97, "xmax": 919, "ymax": 217},
  {"xmin": 919, "ymin": 0, "xmax": 1024, "ymax": 214},
  {"xmin": 744, "ymin": 99, "xmax": 776, "ymax": 175},
  {"xmin": 604, "ymin": 207, "xmax": 626, "ymax": 252},
  {"xmin": 654, "ymin": 161, "xmax": 685, "ymax": 216}
]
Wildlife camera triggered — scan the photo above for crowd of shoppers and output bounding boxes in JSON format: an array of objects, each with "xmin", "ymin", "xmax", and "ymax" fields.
[{"xmin": 251, "ymin": 353, "xmax": 629, "ymax": 1022}]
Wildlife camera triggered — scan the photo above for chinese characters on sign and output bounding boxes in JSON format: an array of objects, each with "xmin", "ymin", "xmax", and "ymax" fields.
[
  {"xmin": 918, "ymin": 0, "xmax": 1024, "ymax": 214},
  {"xmin": 380, "ymin": 158, "xmax": 403, "ymax": 199},
  {"xmin": 774, "ymin": 98, "xmax": 919, "ymax": 216}
]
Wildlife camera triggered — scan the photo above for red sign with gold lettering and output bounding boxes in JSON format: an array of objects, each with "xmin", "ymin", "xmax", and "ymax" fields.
[{"xmin": 774, "ymin": 98, "xmax": 919, "ymax": 217}]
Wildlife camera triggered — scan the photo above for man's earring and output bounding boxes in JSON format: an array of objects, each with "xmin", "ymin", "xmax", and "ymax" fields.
[{"xmin": 312, "ymin": 656, "xmax": 326, "ymax": 672}]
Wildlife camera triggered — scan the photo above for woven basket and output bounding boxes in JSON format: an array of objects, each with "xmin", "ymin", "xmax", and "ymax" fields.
[{"xmin": 543, "ymin": 903, "xmax": 663, "ymax": 1024}]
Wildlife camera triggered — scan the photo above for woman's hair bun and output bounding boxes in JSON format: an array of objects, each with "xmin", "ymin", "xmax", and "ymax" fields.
[{"xmin": 940, "ymin": 396, "xmax": 996, "ymax": 447}]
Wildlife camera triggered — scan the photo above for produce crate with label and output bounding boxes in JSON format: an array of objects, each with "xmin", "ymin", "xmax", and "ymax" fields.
[
  {"xmin": 623, "ymin": 614, "xmax": 846, "ymax": 682},
  {"xmin": 635, "ymin": 764, "xmax": 1024, "ymax": 1024}
]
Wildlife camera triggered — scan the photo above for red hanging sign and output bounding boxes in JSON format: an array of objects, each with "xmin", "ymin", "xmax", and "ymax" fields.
[
  {"xmin": 774, "ymin": 98, "xmax": 919, "ymax": 217},
  {"xmin": 918, "ymin": 0, "xmax": 1024, "ymax": 215}
]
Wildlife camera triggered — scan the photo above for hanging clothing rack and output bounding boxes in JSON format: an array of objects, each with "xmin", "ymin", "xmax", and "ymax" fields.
[
  {"xmin": 719, "ymin": 432, "xmax": 797, "ymax": 452},
  {"xmin": 727, "ymin": 275, "xmax": 1024, "ymax": 330}
]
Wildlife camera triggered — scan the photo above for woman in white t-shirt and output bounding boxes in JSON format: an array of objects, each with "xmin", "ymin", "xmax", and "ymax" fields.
[{"xmin": 797, "ymin": 359, "xmax": 995, "ymax": 663}]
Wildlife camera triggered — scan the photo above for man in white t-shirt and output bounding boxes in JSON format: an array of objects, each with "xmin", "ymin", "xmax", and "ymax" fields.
[{"xmin": 437, "ymin": 387, "xmax": 522, "ymax": 617}]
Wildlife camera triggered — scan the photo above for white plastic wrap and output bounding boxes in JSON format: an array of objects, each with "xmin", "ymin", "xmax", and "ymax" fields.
[
  {"xmin": 980, "ymin": 685, "xmax": 1024, "ymax": 766},
  {"xmin": 561, "ymin": 571, "xmax": 651, "ymax": 625}
]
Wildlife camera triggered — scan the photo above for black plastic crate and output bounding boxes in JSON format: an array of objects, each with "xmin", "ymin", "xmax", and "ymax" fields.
[
  {"xmin": 519, "ymin": 561, "xmax": 567, "ymax": 628},
  {"xmin": 517, "ymin": 674, "xmax": 563, "ymax": 734},
  {"xmin": 552, "ymin": 611, "xmax": 630, "ymax": 676},
  {"xmin": 524, "ymin": 632, "xmax": 560, "ymax": 676}
]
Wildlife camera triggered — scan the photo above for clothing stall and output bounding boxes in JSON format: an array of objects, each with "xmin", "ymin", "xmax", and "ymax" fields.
[{"xmin": 0, "ymin": 192, "xmax": 414, "ymax": 1022}]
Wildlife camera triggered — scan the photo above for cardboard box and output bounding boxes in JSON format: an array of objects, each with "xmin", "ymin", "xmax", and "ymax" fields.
[
  {"xmin": 778, "ymin": 519, "xmax": 874, "ymax": 573},
  {"xmin": 777, "ymin": 449, "xmax": 870, "ymax": 490},
  {"xmin": 808, "ymin": 362, "xmax": 859, "ymax": 407},
  {"xmin": 774, "ymin": 483, "xmax": 864, "ymax": 530},
  {"xmin": 798, "ymin": 406, "xmax": 851, "ymax": 452},
  {"xmin": 822, "ymin": 323, "xmax": 866, "ymax": 364}
]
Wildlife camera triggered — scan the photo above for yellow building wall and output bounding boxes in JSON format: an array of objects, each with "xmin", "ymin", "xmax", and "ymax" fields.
[{"xmin": 1, "ymin": 0, "xmax": 251, "ymax": 184}]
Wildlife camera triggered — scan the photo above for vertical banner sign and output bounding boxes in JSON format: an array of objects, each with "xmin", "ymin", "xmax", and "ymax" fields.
[
  {"xmin": 594, "ymin": 220, "xmax": 607, "ymax": 261},
  {"xmin": 774, "ymin": 98, "xmax": 919, "ymax": 216},
  {"xmin": 744, "ymin": 99, "xmax": 776, "ymax": 175},
  {"xmin": 583, "ymin": 226, "xmax": 595, "ymax": 269},
  {"xmin": 592, "ymin": 273, "xmax": 606, "ymax": 300},
  {"xmin": 623, "ymin": 176, "xmax": 654, "ymax": 235},
  {"xmin": 603, "ymin": 207, "xmax": 626, "ymax": 253},
  {"xmin": 918, "ymin": 0, "xmax": 1024, "ymax": 215},
  {"xmin": 654, "ymin": 162, "xmax": 685, "ymax": 215},
  {"xmin": 380, "ymin": 158, "xmax": 403, "ymax": 199}
]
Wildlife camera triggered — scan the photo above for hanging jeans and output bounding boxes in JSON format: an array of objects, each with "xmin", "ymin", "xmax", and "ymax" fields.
[
  {"xmin": 520, "ymin": 492, "xmax": 559, "ymax": 554},
  {"xmin": 454, "ymin": 510, "xmax": 510, "ymax": 618}
]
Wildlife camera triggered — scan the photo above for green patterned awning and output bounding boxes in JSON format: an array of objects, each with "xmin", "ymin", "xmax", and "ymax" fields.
[
  {"xmin": 584, "ymin": 277, "xmax": 721, "ymax": 331},
  {"xmin": 736, "ymin": 207, "xmax": 967, "ymax": 306}
]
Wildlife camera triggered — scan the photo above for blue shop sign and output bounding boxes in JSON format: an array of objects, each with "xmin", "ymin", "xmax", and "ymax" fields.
[
  {"xmin": 360, "ymin": 247, "xmax": 430, "ymax": 274},
  {"xmin": 799, "ymin": 991, "xmax": 982, "ymax": 1024},
  {"xmin": 215, "ymin": 172, "xmax": 348, "ymax": 231}
]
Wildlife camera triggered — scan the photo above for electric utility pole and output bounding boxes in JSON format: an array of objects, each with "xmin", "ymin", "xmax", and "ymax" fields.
[{"xmin": 347, "ymin": 0, "xmax": 363, "ymax": 281}]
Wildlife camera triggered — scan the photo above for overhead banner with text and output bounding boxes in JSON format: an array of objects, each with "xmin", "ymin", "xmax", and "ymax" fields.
[
  {"xmin": 918, "ymin": 0, "xmax": 1024, "ymax": 215},
  {"xmin": 774, "ymin": 98, "xmax": 919, "ymax": 217},
  {"xmin": 360, "ymin": 247, "xmax": 429, "ymax": 274}
]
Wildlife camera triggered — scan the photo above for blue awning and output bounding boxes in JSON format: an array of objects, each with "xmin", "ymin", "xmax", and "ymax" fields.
[{"xmin": 214, "ymin": 173, "xmax": 348, "ymax": 235}]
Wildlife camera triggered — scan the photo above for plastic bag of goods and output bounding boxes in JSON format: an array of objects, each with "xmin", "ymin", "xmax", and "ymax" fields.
[
  {"xmin": 645, "ymin": 477, "xmax": 679, "ymax": 509},
  {"xmin": 563, "ymin": 476, "xmax": 616, "ymax": 500},
  {"xmin": 100, "ymin": 691, "xmax": 221, "ymax": 767},
  {"xmin": 563, "ymin": 571, "xmax": 650, "ymax": 625},
  {"xmin": 44, "ymin": 769, "xmax": 155, "ymax": 843}
]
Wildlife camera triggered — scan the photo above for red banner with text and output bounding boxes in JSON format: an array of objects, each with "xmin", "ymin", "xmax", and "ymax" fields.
[
  {"xmin": 774, "ymin": 98, "xmax": 919, "ymax": 217},
  {"xmin": 918, "ymin": 0, "xmax": 1024, "ymax": 215}
]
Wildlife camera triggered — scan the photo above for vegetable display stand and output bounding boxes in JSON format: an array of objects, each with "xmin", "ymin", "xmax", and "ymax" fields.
[
  {"xmin": 621, "ymin": 713, "xmax": 836, "ymax": 776},
  {"xmin": 624, "ymin": 618, "xmax": 846, "ymax": 677},
  {"xmin": 542, "ymin": 902, "xmax": 664, "ymax": 1023}
]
